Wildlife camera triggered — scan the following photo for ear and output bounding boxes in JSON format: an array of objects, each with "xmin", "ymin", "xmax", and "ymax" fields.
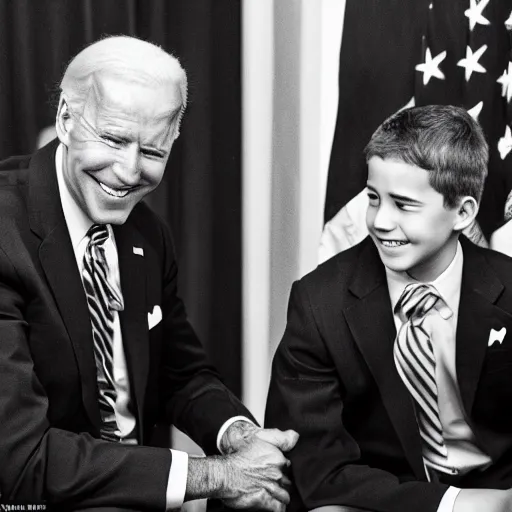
[
  {"xmin": 55, "ymin": 94, "xmax": 72, "ymax": 147},
  {"xmin": 453, "ymin": 196, "xmax": 479, "ymax": 232}
]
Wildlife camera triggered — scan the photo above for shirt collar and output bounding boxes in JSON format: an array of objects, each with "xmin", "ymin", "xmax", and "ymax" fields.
[
  {"xmin": 386, "ymin": 241, "xmax": 464, "ymax": 317},
  {"xmin": 55, "ymin": 143, "xmax": 94, "ymax": 252}
]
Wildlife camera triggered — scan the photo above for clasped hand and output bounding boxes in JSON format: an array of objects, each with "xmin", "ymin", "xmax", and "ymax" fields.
[{"xmin": 221, "ymin": 426, "xmax": 299, "ymax": 512}]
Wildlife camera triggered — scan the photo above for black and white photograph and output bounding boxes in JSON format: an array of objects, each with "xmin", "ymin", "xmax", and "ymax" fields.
[{"xmin": 1, "ymin": 1, "xmax": 512, "ymax": 511}]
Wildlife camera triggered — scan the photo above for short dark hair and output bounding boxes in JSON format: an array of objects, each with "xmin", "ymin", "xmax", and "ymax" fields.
[{"xmin": 364, "ymin": 105, "xmax": 488, "ymax": 207}]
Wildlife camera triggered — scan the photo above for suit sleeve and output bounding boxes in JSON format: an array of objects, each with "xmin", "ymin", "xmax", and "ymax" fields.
[
  {"xmin": 265, "ymin": 280, "xmax": 449, "ymax": 512},
  {"xmin": 0, "ymin": 244, "xmax": 172, "ymax": 509},
  {"xmin": 156, "ymin": 219, "xmax": 256, "ymax": 455}
]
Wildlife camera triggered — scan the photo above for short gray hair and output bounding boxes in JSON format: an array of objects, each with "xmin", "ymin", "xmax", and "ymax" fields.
[{"xmin": 60, "ymin": 35, "xmax": 188, "ymax": 137}]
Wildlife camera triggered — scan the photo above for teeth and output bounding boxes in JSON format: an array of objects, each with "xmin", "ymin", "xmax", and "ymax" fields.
[
  {"xmin": 381, "ymin": 240, "xmax": 407, "ymax": 247},
  {"xmin": 99, "ymin": 181, "xmax": 131, "ymax": 198}
]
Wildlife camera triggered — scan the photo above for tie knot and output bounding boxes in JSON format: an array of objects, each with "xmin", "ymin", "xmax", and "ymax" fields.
[
  {"xmin": 395, "ymin": 283, "xmax": 442, "ymax": 323},
  {"xmin": 87, "ymin": 224, "xmax": 109, "ymax": 246},
  {"xmin": 83, "ymin": 224, "xmax": 124, "ymax": 312}
]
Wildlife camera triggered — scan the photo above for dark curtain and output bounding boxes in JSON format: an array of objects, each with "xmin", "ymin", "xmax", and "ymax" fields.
[
  {"xmin": 325, "ymin": 0, "xmax": 512, "ymax": 240},
  {"xmin": 0, "ymin": 0, "xmax": 242, "ymax": 396}
]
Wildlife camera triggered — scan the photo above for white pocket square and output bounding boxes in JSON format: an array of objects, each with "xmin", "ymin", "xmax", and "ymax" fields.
[
  {"xmin": 148, "ymin": 305, "xmax": 162, "ymax": 330},
  {"xmin": 488, "ymin": 327, "xmax": 507, "ymax": 347},
  {"xmin": 133, "ymin": 246, "xmax": 144, "ymax": 256}
]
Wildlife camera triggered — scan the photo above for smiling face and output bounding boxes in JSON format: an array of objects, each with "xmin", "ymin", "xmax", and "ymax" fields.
[
  {"xmin": 366, "ymin": 156, "xmax": 471, "ymax": 282},
  {"xmin": 56, "ymin": 73, "xmax": 183, "ymax": 225}
]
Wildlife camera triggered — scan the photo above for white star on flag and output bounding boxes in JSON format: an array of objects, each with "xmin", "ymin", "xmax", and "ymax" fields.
[
  {"xmin": 464, "ymin": 0, "xmax": 491, "ymax": 31},
  {"xmin": 505, "ymin": 10, "xmax": 512, "ymax": 31},
  {"xmin": 415, "ymin": 48, "xmax": 446, "ymax": 86},
  {"xmin": 497, "ymin": 62, "xmax": 512, "ymax": 102},
  {"xmin": 468, "ymin": 101, "xmax": 483, "ymax": 121},
  {"xmin": 457, "ymin": 44, "xmax": 488, "ymax": 81},
  {"xmin": 498, "ymin": 125, "xmax": 512, "ymax": 160}
]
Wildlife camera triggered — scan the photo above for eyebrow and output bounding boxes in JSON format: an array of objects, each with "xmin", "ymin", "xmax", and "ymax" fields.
[
  {"xmin": 100, "ymin": 123, "xmax": 174, "ymax": 148},
  {"xmin": 155, "ymin": 106, "xmax": 183, "ymax": 123},
  {"xmin": 366, "ymin": 184, "xmax": 424, "ymax": 205},
  {"xmin": 389, "ymin": 193, "xmax": 423, "ymax": 205}
]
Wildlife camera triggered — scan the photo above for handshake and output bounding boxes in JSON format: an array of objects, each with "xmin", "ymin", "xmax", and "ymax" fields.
[{"xmin": 186, "ymin": 422, "xmax": 299, "ymax": 512}]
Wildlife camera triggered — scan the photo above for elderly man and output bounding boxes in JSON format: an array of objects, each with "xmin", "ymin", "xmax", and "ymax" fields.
[{"xmin": 0, "ymin": 36, "xmax": 297, "ymax": 512}]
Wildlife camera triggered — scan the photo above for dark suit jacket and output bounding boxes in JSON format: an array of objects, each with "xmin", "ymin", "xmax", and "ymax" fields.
[
  {"xmin": 0, "ymin": 140, "xmax": 253, "ymax": 509},
  {"xmin": 266, "ymin": 235, "xmax": 512, "ymax": 512}
]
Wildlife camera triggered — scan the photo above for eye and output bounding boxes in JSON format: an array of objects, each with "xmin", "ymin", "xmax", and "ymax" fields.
[
  {"xmin": 141, "ymin": 148, "xmax": 165, "ymax": 159},
  {"xmin": 102, "ymin": 134, "xmax": 124, "ymax": 147},
  {"xmin": 367, "ymin": 191, "xmax": 380, "ymax": 205},
  {"xmin": 396, "ymin": 202, "xmax": 417, "ymax": 212}
]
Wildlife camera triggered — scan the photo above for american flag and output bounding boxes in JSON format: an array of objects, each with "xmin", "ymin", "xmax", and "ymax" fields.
[{"xmin": 324, "ymin": 0, "xmax": 512, "ymax": 247}]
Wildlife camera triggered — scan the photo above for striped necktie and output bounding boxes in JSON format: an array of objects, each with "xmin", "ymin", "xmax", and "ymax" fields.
[
  {"xmin": 393, "ymin": 283, "xmax": 453, "ymax": 475},
  {"xmin": 82, "ymin": 224, "xmax": 124, "ymax": 441}
]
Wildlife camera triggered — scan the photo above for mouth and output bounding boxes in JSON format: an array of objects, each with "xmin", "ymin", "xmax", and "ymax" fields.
[
  {"xmin": 91, "ymin": 176, "xmax": 137, "ymax": 198},
  {"xmin": 378, "ymin": 239, "xmax": 409, "ymax": 248}
]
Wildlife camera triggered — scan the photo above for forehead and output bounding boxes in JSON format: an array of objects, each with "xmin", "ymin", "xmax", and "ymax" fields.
[
  {"xmin": 82, "ymin": 72, "xmax": 183, "ymax": 132},
  {"xmin": 367, "ymin": 157, "xmax": 435, "ymax": 196}
]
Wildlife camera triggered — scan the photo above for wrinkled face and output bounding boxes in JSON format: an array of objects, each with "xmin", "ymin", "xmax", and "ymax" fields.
[
  {"xmin": 366, "ymin": 157, "xmax": 462, "ymax": 281},
  {"xmin": 58, "ymin": 73, "xmax": 183, "ymax": 224}
]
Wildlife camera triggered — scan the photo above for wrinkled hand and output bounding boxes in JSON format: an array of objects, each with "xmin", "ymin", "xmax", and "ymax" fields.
[{"xmin": 221, "ymin": 426, "xmax": 299, "ymax": 512}]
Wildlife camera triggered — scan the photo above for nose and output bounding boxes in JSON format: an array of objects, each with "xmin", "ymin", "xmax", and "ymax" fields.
[
  {"xmin": 113, "ymin": 144, "xmax": 141, "ymax": 186},
  {"xmin": 369, "ymin": 203, "xmax": 395, "ymax": 232}
]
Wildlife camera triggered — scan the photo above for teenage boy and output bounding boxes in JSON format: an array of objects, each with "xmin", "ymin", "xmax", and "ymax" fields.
[{"xmin": 266, "ymin": 105, "xmax": 512, "ymax": 512}]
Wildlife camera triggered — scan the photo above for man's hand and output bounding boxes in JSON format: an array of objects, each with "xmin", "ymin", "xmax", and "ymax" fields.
[
  {"xmin": 221, "ymin": 425, "xmax": 299, "ymax": 512},
  {"xmin": 186, "ymin": 423, "xmax": 299, "ymax": 512}
]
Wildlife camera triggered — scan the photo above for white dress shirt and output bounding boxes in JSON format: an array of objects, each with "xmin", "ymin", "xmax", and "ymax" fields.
[
  {"xmin": 55, "ymin": 144, "xmax": 250, "ymax": 509},
  {"xmin": 386, "ymin": 241, "xmax": 492, "ymax": 512}
]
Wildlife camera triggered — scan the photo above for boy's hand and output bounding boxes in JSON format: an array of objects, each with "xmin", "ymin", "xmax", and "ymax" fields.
[
  {"xmin": 454, "ymin": 489, "xmax": 512, "ymax": 512},
  {"xmin": 219, "ymin": 420, "xmax": 298, "ymax": 454},
  {"xmin": 255, "ymin": 427, "xmax": 300, "ymax": 452}
]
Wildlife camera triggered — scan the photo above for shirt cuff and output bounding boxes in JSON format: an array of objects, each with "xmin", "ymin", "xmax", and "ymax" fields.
[
  {"xmin": 166, "ymin": 449, "xmax": 189, "ymax": 510},
  {"xmin": 216, "ymin": 416, "xmax": 256, "ymax": 454},
  {"xmin": 437, "ymin": 486, "xmax": 461, "ymax": 512}
]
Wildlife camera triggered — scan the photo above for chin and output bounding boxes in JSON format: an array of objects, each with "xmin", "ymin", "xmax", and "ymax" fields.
[
  {"xmin": 383, "ymin": 262, "xmax": 406, "ymax": 273},
  {"xmin": 89, "ymin": 209, "xmax": 131, "ymax": 226},
  {"xmin": 379, "ymin": 255, "xmax": 413, "ymax": 274},
  {"xmin": 107, "ymin": 217, "xmax": 130, "ymax": 226}
]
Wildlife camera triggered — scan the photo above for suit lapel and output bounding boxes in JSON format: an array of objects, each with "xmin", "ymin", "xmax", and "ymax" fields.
[
  {"xmin": 456, "ymin": 237, "xmax": 507, "ymax": 415},
  {"xmin": 113, "ymin": 222, "xmax": 149, "ymax": 440},
  {"xmin": 28, "ymin": 141, "xmax": 101, "ymax": 429},
  {"xmin": 343, "ymin": 239, "xmax": 426, "ymax": 479},
  {"xmin": 28, "ymin": 142, "xmax": 151, "ymax": 436}
]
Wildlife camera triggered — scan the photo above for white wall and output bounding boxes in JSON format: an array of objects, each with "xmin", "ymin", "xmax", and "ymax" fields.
[
  {"xmin": 242, "ymin": 0, "xmax": 275, "ymax": 423},
  {"xmin": 242, "ymin": 0, "xmax": 346, "ymax": 423}
]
